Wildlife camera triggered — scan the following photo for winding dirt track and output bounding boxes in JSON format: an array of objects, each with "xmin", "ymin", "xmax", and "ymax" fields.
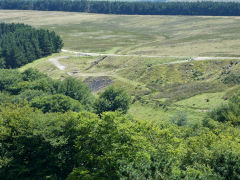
[
  {"xmin": 62, "ymin": 49, "xmax": 240, "ymax": 60},
  {"xmin": 50, "ymin": 49, "xmax": 240, "ymax": 71},
  {"xmin": 49, "ymin": 56, "xmax": 68, "ymax": 70}
]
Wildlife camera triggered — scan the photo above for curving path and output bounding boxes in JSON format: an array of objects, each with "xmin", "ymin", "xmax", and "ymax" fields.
[
  {"xmin": 49, "ymin": 49, "xmax": 240, "ymax": 72},
  {"xmin": 62, "ymin": 49, "xmax": 240, "ymax": 60},
  {"xmin": 49, "ymin": 56, "xmax": 68, "ymax": 70}
]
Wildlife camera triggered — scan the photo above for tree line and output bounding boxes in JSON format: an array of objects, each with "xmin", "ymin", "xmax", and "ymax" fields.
[
  {"xmin": 0, "ymin": 68, "xmax": 130, "ymax": 115},
  {"xmin": 0, "ymin": 68, "xmax": 240, "ymax": 179},
  {"xmin": 0, "ymin": 23, "xmax": 63, "ymax": 69},
  {"xmin": 1, "ymin": 0, "xmax": 240, "ymax": 16}
]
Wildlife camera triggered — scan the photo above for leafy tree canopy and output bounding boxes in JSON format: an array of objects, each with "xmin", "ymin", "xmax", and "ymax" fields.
[{"xmin": 94, "ymin": 86, "xmax": 131, "ymax": 115}]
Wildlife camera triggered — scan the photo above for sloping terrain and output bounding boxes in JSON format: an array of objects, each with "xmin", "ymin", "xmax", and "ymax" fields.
[
  {"xmin": 2, "ymin": 10, "xmax": 240, "ymax": 57},
  {"xmin": 20, "ymin": 51, "xmax": 240, "ymax": 122},
  {"xmin": 1, "ymin": 10, "xmax": 239, "ymax": 122}
]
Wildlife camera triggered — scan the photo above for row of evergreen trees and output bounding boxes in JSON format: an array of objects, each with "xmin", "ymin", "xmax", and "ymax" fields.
[
  {"xmin": 0, "ymin": 23, "xmax": 63, "ymax": 69},
  {"xmin": 1, "ymin": 0, "xmax": 240, "ymax": 16}
]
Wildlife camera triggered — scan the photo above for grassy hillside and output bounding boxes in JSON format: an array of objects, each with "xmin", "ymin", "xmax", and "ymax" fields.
[
  {"xmin": 1, "ymin": 10, "xmax": 239, "ymax": 122},
  {"xmin": 19, "ymin": 51, "xmax": 240, "ymax": 123},
  {"xmin": 1, "ymin": 10, "xmax": 240, "ymax": 57}
]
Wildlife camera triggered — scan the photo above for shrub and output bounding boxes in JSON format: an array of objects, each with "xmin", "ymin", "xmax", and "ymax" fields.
[
  {"xmin": 57, "ymin": 77, "xmax": 94, "ymax": 110},
  {"xmin": 28, "ymin": 77, "xmax": 56, "ymax": 94},
  {"xmin": 31, "ymin": 94, "xmax": 84, "ymax": 113},
  {"xmin": 0, "ymin": 69, "xmax": 22, "ymax": 91},
  {"xmin": 22, "ymin": 68, "xmax": 47, "ymax": 81},
  {"xmin": 12, "ymin": 89, "xmax": 48, "ymax": 103},
  {"xmin": 94, "ymin": 86, "xmax": 131, "ymax": 115},
  {"xmin": 222, "ymin": 72, "xmax": 240, "ymax": 85},
  {"xmin": 170, "ymin": 111, "xmax": 189, "ymax": 126},
  {"xmin": 210, "ymin": 93, "xmax": 240, "ymax": 125}
]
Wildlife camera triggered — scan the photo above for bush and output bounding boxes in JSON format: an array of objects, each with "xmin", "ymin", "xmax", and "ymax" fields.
[
  {"xmin": 210, "ymin": 93, "xmax": 240, "ymax": 125},
  {"xmin": 28, "ymin": 77, "xmax": 57, "ymax": 94},
  {"xmin": 0, "ymin": 92, "xmax": 12, "ymax": 104},
  {"xmin": 94, "ymin": 86, "xmax": 131, "ymax": 115},
  {"xmin": 222, "ymin": 72, "xmax": 240, "ymax": 85},
  {"xmin": 31, "ymin": 94, "xmax": 84, "ymax": 113},
  {"xmin": 0, "ymin": 57, "xmax": 6, "ymax": 68},
  {"xmin": 170, "ymin": 111, "xmax": 189, "ymax": 126},
  {"xmin": 7, "ymin": 81, "xmax": 31, "ymax": 95},
  {"xmin": 22, "ymin": 68, "xmax": 47, "ymax": 81},
  {"xmin": 57, "ymin": 77, "xmax": 94, "ymax": 110},
  {"xmin": 12, "ymin": 89, "xmax": 48, "ymax": 103},
  {"xmin": 0, "ymin": 69, "xmax": 22, "ymax": 91}
]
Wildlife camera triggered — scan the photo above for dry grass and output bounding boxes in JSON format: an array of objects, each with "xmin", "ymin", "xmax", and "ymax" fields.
[{"xmin": 1, "ymin": 10, "xmax": 240, "ymax": 57}]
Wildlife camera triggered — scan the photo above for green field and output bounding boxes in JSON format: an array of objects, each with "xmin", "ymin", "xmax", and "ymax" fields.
[
  {"xmin": 2, "ymin": 10, "xmax": 240, "ymax": 122},
  {"xmin": 1, "ymin": 10, "xmax": 240, "ymax": 57}
]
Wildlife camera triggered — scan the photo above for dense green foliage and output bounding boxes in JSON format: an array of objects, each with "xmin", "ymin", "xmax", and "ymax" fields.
[
  {"xmin": 0, "ymin": 23, "xmax": 63, "ymax": 68},
  {"xmin": 0, "ymin": 68, "xmax": 240, "ymax": 179},
  {"xmin": 1, "ymin": 0, "xmax": 240, "ymax": 16},
  {"xmin": 0, "ymin": 68, "xmax": 94, "ymax": 112},
  {"xmin": 94, "ymin": 86, "xmax": 131, "ymax": 115},
  {"xmin": 223, "ymin": 71, "xmax": 240, "ymax": 85},
  {"xmin": 0, "ymin": 6, "xmax": 239, "ymax": 178},
  {"xmin": 0, "ymin": 68, "xmax": 130, "ymax": 114},
  {"xmin": 58, "ymin": 77, "xmax": 94, "ymax": 111},
  {"xmin": 210, "ymin": 94, "xmax": 240, "ymax": 125},
  {"xmin": 0, "ymin": 105, "xmax": 76, "ymax": 179},
  {"xmin": 31, "ymin": 94, "xmax": 84, "ymax": 113},
  {"xmin": 1, "ymin": 99, "xmax": 240, "ymax": 179}
]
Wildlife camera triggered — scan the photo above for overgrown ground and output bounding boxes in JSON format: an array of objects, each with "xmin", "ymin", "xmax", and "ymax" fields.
[{"xmin": 2, "ymin": 10, "xmax": 240, "ymax": 122}]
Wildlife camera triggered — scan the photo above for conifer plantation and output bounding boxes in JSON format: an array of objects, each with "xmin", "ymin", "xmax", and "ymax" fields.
[
  {"xmin": 1, "ymin": 0, "xmax": 240, "ymax": 16},
  {"xmin": 0, "ymin": 23, "xmax": 63, "ymax": 68}
]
